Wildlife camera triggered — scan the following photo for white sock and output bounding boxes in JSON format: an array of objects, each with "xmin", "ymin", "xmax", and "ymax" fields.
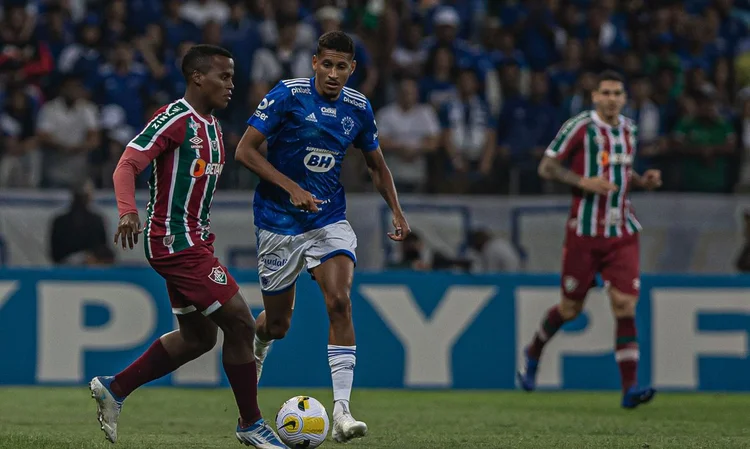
[
  {"xmin": 328, "ymin": 345, "xmax": 356, "ymax": 416},
  {"xmin": 254, "ymin": 334, "xmax": 273, "ymax": 351}
]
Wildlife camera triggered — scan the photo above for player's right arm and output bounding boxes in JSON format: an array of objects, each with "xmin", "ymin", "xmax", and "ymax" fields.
[
  {"xmin": 112, "ymin": 105, "xmax": 187, "ymax": 249},
  {"xmin": 538, "ymin": 114, "xmax": 617, "ymax": 195},
  {"xmin": 236, "ymin": 83, "xmax": 322, "ymax": 213}
]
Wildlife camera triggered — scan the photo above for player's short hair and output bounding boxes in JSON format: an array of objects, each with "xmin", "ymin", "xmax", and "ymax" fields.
[
  {"xmin": 181, "ymin": 44, "xmax": 233, "ymax": 79},
  {"xmin": 316, "ymin": 31, "xmax": 355, "ymax": 57},
  {"xmin": 597, "ymin": 70, "xmax": 625, "ymax": 88}
]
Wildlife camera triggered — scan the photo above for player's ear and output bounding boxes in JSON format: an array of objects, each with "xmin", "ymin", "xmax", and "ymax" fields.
[
  {"xmin": 350, "ymin": 59, "xmax": 357, "ymax": 76},
  {"xmin": 191, "ymin": 70, "xmax": 203, "ymax": 87},
  {"xmin": 312, "ymin": 54, "xmax": 318, "ymax": 71}
]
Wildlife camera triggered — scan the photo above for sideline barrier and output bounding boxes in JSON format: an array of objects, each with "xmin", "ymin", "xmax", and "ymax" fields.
[{"xmin": 0, "ymin": 269, "xmax": 748, "ymax": 391}]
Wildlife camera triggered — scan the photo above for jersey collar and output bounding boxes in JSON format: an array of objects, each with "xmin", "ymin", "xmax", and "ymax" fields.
[{"xmin": 591, "ymin": 110, "xmax": 623, "ymax": 130}]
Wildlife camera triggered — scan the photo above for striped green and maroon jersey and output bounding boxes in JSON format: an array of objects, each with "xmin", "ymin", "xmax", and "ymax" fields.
[
  {"xmin": 544, "ymin": 110, "xmax": 642, "ymax": 238},
  {"xmin": 127, "ymin": 99, "xmax": 226, "ymax": 259}
]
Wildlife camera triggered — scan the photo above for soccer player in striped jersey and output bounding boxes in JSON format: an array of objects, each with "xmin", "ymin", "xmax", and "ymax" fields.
[
  {"xmin": 235, "ymin": 31, "xmax": 410, "ymax": 443},
  {"xmin": 90, "ymin": 45, "xmax": 287, "ymax": 448},
  {"xmin": 517, "ymin": 70, "xmax": 662, "ymax": 409}
]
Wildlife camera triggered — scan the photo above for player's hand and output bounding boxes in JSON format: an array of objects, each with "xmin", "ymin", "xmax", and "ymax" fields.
[
  {"xmin": 388, "ymin": 213, "xmax": 410, "ymax": 241},
  {"xmin": 577, "ymin": 176, "xmax": 619, "ymax": 195},
  {"xmin": 114, "ymin": 213, "xmax": 143, "ymax": 250},
  {"xmin": 641, "ymin": 169, "xmax": 662, "ymax": 190},
  {"xmin": 290, "ymin": 186, "xmax": 323, "ymax": 213}
]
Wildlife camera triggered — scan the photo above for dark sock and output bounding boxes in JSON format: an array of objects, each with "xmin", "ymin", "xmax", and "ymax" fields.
[
  {"xmin": 528, "ymin": 305, "xmax": 567, "ymax": 359},
  {"xmin": 615, "ymin": 317, "xmax": 639, "ymax": 394},
  {"xmin": 223, "ymin": 361, "xmax": 262, "ymax": 425},
  {"xmin": 112, "ymin": 339, "xmax": 179, "ymax": 398}
]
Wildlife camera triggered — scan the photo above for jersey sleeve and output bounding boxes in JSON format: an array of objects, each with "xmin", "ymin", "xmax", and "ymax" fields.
[
  {"xmin": 544, "ymin": 114, "xmax": 588, "ymax": 162},
  {"xmin": 247, "ymin": 82, "xmax": 290, "ymax": 137},
  {"xmin": 353, "ymin": 101, "xmax": 380, "ymax": 152},
  {"xmin": 127, "ymin": 105, "xmax": 188, "ymax": 159}
]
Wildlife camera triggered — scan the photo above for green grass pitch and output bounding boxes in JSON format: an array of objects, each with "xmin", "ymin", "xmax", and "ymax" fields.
[{"xmin": 0, "ymin": 387, "xmax": 748, "ymax": 448}]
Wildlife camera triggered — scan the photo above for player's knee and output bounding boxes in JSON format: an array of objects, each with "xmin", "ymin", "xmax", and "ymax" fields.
[
  {"xmin": 265, "ymin": 319, "xmax": 290, "ymax": 340},
  {"xmin": 559, "ymin": 299, "xmax": 583, "ymax": 320},
  {"xmin": 325, "ymin": 292, "xmax": 352, "ymax": 323},
  {"xmin": 611, "ymin": 295, "xmax": 637, "ymax": 316}
]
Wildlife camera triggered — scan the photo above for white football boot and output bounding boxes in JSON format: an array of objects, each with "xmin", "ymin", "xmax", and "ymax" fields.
[
  {"xmin": 332, "ymin": 401, "xmax": 367, "ymax": 443},
  {"xmin": 89, "ymin": 376, "xmax": 124, "ymax": 443}
]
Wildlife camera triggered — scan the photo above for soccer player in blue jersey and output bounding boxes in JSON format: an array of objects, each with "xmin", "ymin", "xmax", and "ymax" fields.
[{"xmin": 235, "ymin": 31, "xmax": 410, "ymax": 443}]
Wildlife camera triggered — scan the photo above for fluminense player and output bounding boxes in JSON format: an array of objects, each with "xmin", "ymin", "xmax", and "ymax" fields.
[
  {"xmin": 517, "ymin": 70, "xmax": 661, "ymax": 409},
  {"xmin": 91, "ymin": 44, "xmax": 286, "ymax": 448}
]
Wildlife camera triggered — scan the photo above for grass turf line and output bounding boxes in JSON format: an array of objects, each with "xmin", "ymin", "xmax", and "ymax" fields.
[{"xmin": 0, "ymin": 387, "xmax": 748, "ymax": 448}]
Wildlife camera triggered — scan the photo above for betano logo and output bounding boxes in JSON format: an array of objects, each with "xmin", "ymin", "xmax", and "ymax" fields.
[{"xmin": 190, "ymin": 158, "xmax": 223, "ymax": 178}]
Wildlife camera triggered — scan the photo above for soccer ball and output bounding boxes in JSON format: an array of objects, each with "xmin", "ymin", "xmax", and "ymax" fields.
[{"xmin": 275, "ymin": 396, "xmax": 330, "ymax": 448}]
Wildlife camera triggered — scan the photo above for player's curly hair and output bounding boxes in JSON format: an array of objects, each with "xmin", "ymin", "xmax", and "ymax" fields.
[
  {"xmin": 316, "ymin": 31, "xmax": 355, "ymax": 57},
  {"xmin": 181, "ymin": 44, "xmax": 233, "ymax": 79}
]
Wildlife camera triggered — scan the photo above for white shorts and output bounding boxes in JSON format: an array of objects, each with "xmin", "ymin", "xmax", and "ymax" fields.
[{"xmin": 256, "ymin": 220, "xmax": 357, "ymax": 294}]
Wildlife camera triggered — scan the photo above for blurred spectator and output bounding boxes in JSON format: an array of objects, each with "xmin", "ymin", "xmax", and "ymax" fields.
[
  {"xmin": 49, "ymin": 179, "xmax": 109, "ymax": 265},
  {"xmin": 93, "ymin": 40, "xmax": 154, "ymax": 129},
  {"xmin": 420, "ymin": 46, "xmax": 458, "ymax": 110},
  {"xmin": 101, "ymin": 0, "xmax": 129, "ymax": 48},
  {"xmin": 37, "ymin": 75, "xmax": 100, "ymax": 188},
  {"xmin": 548, "ymin": 39, "xmax": 582, "ymax": 104},
  {"xmin": 466, "ymin": 229, "xmax": 521, "ymax": 273},
  {"xmin": 420, "ymin": 6, "xmax": 484, "ymax": 84},
  {"xmin": 735, "ymin": 91, "xmax": 750, "ymax": 191},
  {"xmin": 625, "ymin": 73, "xmax": 664, "ymax": 173},
  {"xmin": 672, "ymin": 92, "xmax": 737, "ymax": 193},
  {"xmin": 498, "ymin": 71, "xmax": 559, "ymax": 195},
  {"xmin": 317, "ymin": 6, "xmax": 378, "ymax": 97},
  {"xmin": 163, "ymin": 0, "xmax": 202, "ymax": 49},
  {"xmin": 391, "ymin": 20, "xmax": 425, "ymax": 80},
  {"xmin": 259, "ymin": 0, "xmax": 316, "ymax": 51},
  {"xmin": 0, "ymin": 4, "xmax": 54, "ymax": 83},
  {"xmin": 387, "ymin": 231, "xmax": 470, "ymax": 272},
  {"xmin": 735, "ymin": 211, "xmax": 750, "ymax": 272},
  {"xmin": 561, "ymin": 71, "xmax": 596, "ymax": 117},
  {"xmin": 181, "ymin": 0, "xmax": 231, "ymax": 28},
  {"xmin": 57, "ymin": 13, "xmax": 105, "ymax": 88},
  {"xmin": 439, "ymin": 69, "xmax": 497, "ymax": 194},
  {"xmin": 0, "ymin": 82, "xmax": 41, "ymax": 187},
  {"xmin": 376, "ymin": 77, "xmax": 440, "ymax": 193},
  {"xmin": 251, "ymin": 18, "xmax": 313, "ymax": 88}
]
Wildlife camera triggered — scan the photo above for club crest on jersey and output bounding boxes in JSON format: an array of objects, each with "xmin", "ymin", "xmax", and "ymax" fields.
[
  {"xmin": 188, "ymin": 117, "xmax": 201, "ymax": 136},
  {"xmin": 208, "ymin": 266, "xmax": 227, "ymax": 285},
  {"xmin": 341, "ymin": 116, "xmax": 355, "ymax": 135},
  {"xmin": 563, "ymin": 276, "xmax": 578, "ymax": 293},
  {"xmin": 163, "ymin": 235, "xmax": 175, "ymax": 247}
]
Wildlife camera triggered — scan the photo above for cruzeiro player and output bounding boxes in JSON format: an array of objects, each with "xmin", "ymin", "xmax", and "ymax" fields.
[
  {"xmin": 235, "ymin": 31, "xmax": 410, "ymax": 442},
  {"xmin": 91, "ymin": 44, "xmax": 287, "ymax": 448},
  {"xmin": 517, "ymin": 70, "xmax": 662, "ymax": 408}
]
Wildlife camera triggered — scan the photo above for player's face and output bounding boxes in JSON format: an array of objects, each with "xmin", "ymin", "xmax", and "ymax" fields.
[
  {"xmin": 201, "ymin": 56, "xmax": 235, "ymax": 110},
  {"xmin": 593, "ymin": 80, "xmax": 626, "ymax": 119},
  {"xmin": 313, "ymin": 50, "xmax": 356, "ymax": 99}
]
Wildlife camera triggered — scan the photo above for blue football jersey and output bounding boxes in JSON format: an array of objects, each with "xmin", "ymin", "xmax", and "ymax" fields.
[{"xmin": 247, "ymin": 77, "xmax": 379, "ymax": 235}]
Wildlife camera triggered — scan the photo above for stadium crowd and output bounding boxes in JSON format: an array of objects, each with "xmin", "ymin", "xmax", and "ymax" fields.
[{"xmin": 0, "ymin": 0, "xmax": 749, "ymax": 195}]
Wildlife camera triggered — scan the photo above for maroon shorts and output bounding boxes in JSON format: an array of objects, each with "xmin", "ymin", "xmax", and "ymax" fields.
[
  {"xmin": 149, "ymin": 244, "xmax": 239, "ymax": 315},
  {"xmin": 560, "ymin": 229, "xmax": 640, "ymax": 301}
]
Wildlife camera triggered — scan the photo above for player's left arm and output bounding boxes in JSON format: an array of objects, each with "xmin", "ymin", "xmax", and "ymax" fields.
[
  {"xmin": 356, "ymin": 103, "xmax": 410, "ymax": 241},
  {"xmin": 362, "ymin": 147, "xmax": 410, "ymax": 241}
]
